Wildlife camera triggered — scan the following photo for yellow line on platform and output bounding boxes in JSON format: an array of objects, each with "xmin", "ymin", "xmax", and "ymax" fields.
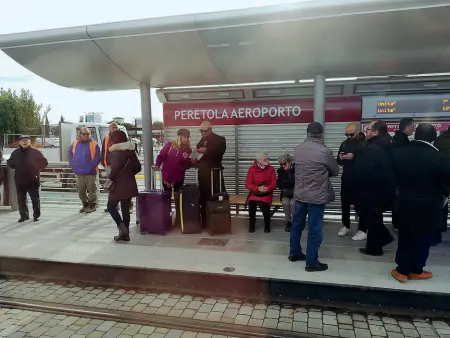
[{"xmin": 135, "ymin": 174, "xmax": 159, "ymax": 180}]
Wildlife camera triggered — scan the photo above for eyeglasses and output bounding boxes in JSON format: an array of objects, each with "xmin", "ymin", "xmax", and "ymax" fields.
[
  {"xmin": 81, "ymin": 133, "xmax": 90, "ymax": 136},
  {"xmin": 345, "ymin": 132, "xmax": 355, "ymax": 137}
]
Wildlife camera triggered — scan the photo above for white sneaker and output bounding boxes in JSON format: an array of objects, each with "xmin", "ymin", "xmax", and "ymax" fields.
[
  {"xmin": 338, "ymin": 226, "xmax": 350, "ymax": 237},
  {"xmin": 352, "ymin": 230, "xmax": 367, "ymax": 241}
]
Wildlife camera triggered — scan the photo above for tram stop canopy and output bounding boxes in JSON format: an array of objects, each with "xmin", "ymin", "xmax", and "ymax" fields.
[{"xmin": 0, "ymin": 0, "xmax": 450, "ymax": 91}]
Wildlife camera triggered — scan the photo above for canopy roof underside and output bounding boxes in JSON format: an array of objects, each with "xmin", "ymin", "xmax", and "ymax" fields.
[{"xmin": 1, "ymin": 0, "xmax": 450, "ymax": 91}]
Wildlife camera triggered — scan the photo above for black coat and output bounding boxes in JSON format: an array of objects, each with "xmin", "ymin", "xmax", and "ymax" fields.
[
  {"xmin": 7, "ymin": 147, "xmax": 48, "ymax": 188},
  {"xmin": 337, "ymin": 132, "xmax": 365, "ymax": 186},
  {"xmin": 392, "ymin": 130, "xmax": 410, "ymax": 149},
  {"xmin": 277, "ymin": 165, "xmax": 295, "ymax": 198},
  {"xmin": 197, "ymin": 133, "xmax": 226, "ymax": 169},
  {"xmin": 393, "ymin": 141, "xmax": 450, "ymax": 235},
  {"xmin": 107, "ymin": 142, "xmax": 142, "ymax": 201},
  {"xmin": 434, "ymin": 130, "xmax": 450, "ymax": 193},
  {"xmin": 351, "ymin": 135, "xmax": 395, "ymax": 210}
]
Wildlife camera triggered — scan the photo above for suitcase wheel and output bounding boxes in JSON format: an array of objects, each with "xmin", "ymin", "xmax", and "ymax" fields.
[
  {"xmin": 136, "ymin": 221, "xmax": 140, "ymax": 225},
  {"xmin": 140, "ymin": 231, "xmax": 147, "ymax": 235}
]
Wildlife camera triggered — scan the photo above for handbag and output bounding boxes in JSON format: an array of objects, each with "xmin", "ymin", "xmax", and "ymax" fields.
[{"xmin": 104, "ymin": 158, "xmax": 130, "ymax": 192}]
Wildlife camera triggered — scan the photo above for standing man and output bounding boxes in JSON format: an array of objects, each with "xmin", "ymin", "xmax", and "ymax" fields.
[
  {"xmin": 69, "ymin": 128, "xmax": 101, "ymax": 213},
  {"xmin": 352, "ymin": 120, "xmax": 395, "ymax": 256},
  {"xmin": 289, "ymin": 122, "xmax": 339, "ymax": 272},
  {"xmin": 7, "ymin": 135, "xmax": 48, "ymax": 222},
  {"xmin": 391, "ymin": 124, "xmax": 450, "ymax": 282},
  {"xmin": 433, "ymin": 126, "xmax": 450, "ymax": 244},
  {"xmin": 391, "ymin": 118, "xmax": 415, "ymax": 231},
  {"xmin": 336, "ymin": 122, "xmax": 366, "ymax": 239},
  {"xmin": 196, "ymin": 121, "xmax": 227, "ymax": 227}
]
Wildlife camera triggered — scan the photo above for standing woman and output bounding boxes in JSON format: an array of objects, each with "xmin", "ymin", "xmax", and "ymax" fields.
[
  {"xmin": 277, "ymin": 153, "xmax": 295, "ymax": 232},
  {"xmin": 107, "ymin": 130, "xmax": 142, "ymax": 242},
  {"xmin": 153, "ymin": 128, "xmax": 193, "ymax": 199}
]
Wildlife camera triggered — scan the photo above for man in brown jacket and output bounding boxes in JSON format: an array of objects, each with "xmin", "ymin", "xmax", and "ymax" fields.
[{"xmin": 289, "ymin": 122, "xmax": 339, "ymax": 272}]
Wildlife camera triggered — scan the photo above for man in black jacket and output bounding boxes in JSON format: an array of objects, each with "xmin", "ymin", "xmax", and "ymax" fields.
[
  {"xmin": 391, "ymin": 118, "xmax": 415, "ymax": 231},
  {"xmin": 391, "ymin": 124, "xmax": 450, "ymax": 282},
  {"xmin": 196, "ymin": 121, "xmax": 227, "ymax": 228},
  {"xmin": 337, "ymin": 122, "xmax": 366, "ymax": 239},
  {"xmin": 7, "ymin": 135, "xmax": 48, "ymax": 222},
  {"xmin": 433, "ymin": 126, "xmax": 450, "ymax": 244},
  {"xmin": 352, "ymin": 120, "xmax": 395, "ymax": 256}
]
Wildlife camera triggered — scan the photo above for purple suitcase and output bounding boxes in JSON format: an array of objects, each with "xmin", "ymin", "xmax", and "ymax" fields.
[{"xmin": 136, "ymin": 172, "xmax": 172, "ymax": 235}]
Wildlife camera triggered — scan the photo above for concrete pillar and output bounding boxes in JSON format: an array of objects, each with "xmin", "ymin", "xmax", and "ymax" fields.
[
  {"xmin": 313, "ymin": 74, "xmax": 325, "ymax": 126},
  {"xmin": 140, "ymin": 83, "xmax": 153, "ymax": 190}
]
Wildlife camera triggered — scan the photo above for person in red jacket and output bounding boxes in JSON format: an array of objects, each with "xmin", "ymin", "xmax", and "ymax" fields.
[{"xmin": 245, "ymin": 151, "xmax": 277, "ymax": 233}]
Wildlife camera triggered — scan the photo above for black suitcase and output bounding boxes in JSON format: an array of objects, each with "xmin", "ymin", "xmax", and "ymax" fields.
[
  {"xmin": 177, "ymin": 183, "xmax": 202, "ymax": 234},
  {"xmin": 206, "ymin": 168, "xmax": 232, "ymax": 235}
]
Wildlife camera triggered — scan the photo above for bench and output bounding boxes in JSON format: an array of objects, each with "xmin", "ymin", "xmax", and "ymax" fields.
[{"xmin": 229, "ymin": 194, "xmax": 282, "ymax": 217}]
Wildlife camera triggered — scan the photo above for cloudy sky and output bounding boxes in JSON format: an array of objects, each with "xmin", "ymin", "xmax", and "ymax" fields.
[{"xmin": 0, "ymin": 0, "xmax": 298, "ymax": 124}]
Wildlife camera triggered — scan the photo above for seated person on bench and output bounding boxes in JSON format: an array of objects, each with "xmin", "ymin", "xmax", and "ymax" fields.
[
  {"xmin": 277, "ymin": 153, "xmax": 295, "ymax": 233},
  {"xmin": 245, "ymin": 151, "xmax": 277, "ymax": 233}
]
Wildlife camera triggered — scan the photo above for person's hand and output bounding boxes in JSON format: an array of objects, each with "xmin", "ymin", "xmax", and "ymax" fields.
[
  {"xmin": 164, "ymin": 181, "xmax": 173, "ymax": 188},
  {"xmin": 152, "ymin": 165, "xmax": 160, "ymax": 171},
  {"xmin": 197, "ymin": 147, "xmax": 207, "ymax": 154},
  {"xmin": 258, "ymin": 186, "xmax": 265, "ymax": 192},
  {"xmin": 342, "ymin": 153, "xmax": 354, "ymax": 160},
  {"xmin": 262, "ymin": 186, "xmax": 268, "ymax": 193}
]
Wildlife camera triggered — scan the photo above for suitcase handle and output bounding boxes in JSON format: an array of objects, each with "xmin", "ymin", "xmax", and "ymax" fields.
[
  {"xmin": 210, "ymin": 168, "xmax": 223, "ymax": 195},
  {"xmin": 151, "ymin": 168, "xmax": 164, "ymax": 192}
]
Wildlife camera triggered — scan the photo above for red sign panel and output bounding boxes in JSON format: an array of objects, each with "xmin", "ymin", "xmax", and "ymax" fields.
[
  {"xmin": 163, "ymin": 97, "xmax": 361, "ymax": 127},
  {"xmin": 362, "ymin": 122, "xmax": 450, "ymax": 133}
]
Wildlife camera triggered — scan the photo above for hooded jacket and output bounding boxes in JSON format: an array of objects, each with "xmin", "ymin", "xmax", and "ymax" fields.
[
  {"xmin": 337, "ymin": 132, "xmax": 366, "ymax": 184},
  {"xmin": 107, "ymin": 142, "xmax": 142, "ymax": 201},
  {"xmin": 68, "ymin": 139, "xmax": 101, "ymax": 175}
]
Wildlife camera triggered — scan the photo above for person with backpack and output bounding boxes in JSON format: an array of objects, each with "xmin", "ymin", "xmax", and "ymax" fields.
[{"xmin": 69, "ymin": 127, "xmax": 101, "ymax": 213}]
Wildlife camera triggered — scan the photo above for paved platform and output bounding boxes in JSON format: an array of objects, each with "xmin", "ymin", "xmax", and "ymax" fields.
[{"xmin": 0, "ymin": 205, "xmax": 449, "ymax": 312}]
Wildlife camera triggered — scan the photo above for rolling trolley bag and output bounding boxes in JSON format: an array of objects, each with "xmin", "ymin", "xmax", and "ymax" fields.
[
  {"xmin": 177, "ymin": 180, "xmax": 202, "ymax": 234},
  {"xmin": 136, "ymin": 171, "xmax": 171, "ymax": 235},
  {"xmin": 206, "ymin": 168, "xmax": 232, "ymax": 235}
]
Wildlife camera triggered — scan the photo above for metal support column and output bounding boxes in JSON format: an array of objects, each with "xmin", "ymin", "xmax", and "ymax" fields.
[
  {"xmin": 140, "ymin": 83, "xmax": 153, "ymax": 190},
  {"xmin": 313, "ymin": 75, "xmax": 325, "ymax": 126}
]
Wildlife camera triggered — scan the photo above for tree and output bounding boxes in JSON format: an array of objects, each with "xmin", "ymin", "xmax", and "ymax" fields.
[
  {"xmin": 153, "ymin": 121, "xmax": 163, "ymax": 129},
  {"xmin": 0, "ymin": 88, "xmax": 48, "ymax": 146},
  {"xmin": 60, "ymin": 115, "xmax": 66, "ymax": 122}
]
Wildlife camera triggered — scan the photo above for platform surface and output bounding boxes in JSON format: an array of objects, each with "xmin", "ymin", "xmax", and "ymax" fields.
[{"xmin": 0, "ymin": 205, "xmax": 449, "ymax": 296}]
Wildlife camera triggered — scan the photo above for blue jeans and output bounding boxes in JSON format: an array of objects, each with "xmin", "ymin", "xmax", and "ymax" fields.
[{"xmin": 289, "ymin": 201, "xmax": 325, "ymax": 266}]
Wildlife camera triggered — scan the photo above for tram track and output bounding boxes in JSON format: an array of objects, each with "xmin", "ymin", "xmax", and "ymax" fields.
[{"xmin": 0, "ymin": 296, "xmax": 316, "ymax": 338}]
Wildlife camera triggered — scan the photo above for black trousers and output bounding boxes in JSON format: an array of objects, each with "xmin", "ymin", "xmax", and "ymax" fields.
[
  {"xmin": 395, "ymin": 229, "xmax": 432, "ymax": 276},
  {"xmin": 17, "ymin": 185, "xmax": 40, "ymax": 219},
  {"xmin": 248, "ymin": 200, "xmax": 271, "ymax": 228},
  {"xmin": 357, "ymin": 202, "xmax": 393, "ymax": 254},
  {"xmin": 108, "ymin": 198, "xmax": 132, "ymax": 228},
  {"xmin": 198, "ymin": 168, "xmax": 225, "ymax": 227},
  {"xmin": 341, "ymin": 187, "xmax": 364, "ymax": 231},
  {"xmin": 391, "ymin": 198, "xmax": 400, "ymax": 230}
]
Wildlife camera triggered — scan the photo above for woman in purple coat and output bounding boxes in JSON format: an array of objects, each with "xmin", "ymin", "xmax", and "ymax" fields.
[
  {"xmin": 153, "ymin": 129, "xmax": 193, "ymax": 198},
  {"xmin": 107, "ymin": 131, "xmax": 142, "ymax": 242}
]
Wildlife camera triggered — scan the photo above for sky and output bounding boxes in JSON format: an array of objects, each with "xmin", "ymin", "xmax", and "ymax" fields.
[{"xmin": 0, "ymin": 0, "xmax": 299, "ymax": 124}]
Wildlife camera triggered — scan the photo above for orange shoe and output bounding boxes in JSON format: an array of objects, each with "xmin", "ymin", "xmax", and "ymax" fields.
[
  {"xmin": 408, "ymin": 271, "xmax": 433, "ymax": 280},
  {"xmin": 391, "ymin": 269, "xmax": 408, "ymax": 283}
]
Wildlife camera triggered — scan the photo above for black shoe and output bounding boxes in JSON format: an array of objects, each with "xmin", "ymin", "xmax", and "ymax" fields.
[
  {"xmin": 359, "ymin": 248, "xmax": 383, "ymax": 256},
  {"xmin": 104, "ymin": 208, "xmax": 109, "ymax": 213},
  {"xmin": 33, "ymin": 216, "xmax": 40, "ymax": 222},
  {"xmin": 305, "ymin": 261, "xmax": 328, "ymax": 272},
  {"xmin": 264, "ymin": 227, "xmax": 271, "ymax": 233},
  {"xmin": 285, "ymin": 221, "xmax": 291, "ymax": 232},
  {"xmin": 249, "ymin": 221, "xmax": 256, "ymax": 233},
  {"xmin": 288, "ymin": 253, "xmax": 306, "ymax": 262},
  {"xmin": 114, "ymin": 223, "xmax": 130, "ymax": 242},
  {"xmin": 18, "ymin": 216, "xmax": 29, "ymax": 223}
]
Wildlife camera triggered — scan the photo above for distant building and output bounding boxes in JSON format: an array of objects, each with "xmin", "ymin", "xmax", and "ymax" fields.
[
  {"xmin": 112, "ymin": 117, "xmax": 125, "ymax": 124},
  {"xmin": 135, "ymin": 118, "xmax": 142, "ymax": 128}
]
